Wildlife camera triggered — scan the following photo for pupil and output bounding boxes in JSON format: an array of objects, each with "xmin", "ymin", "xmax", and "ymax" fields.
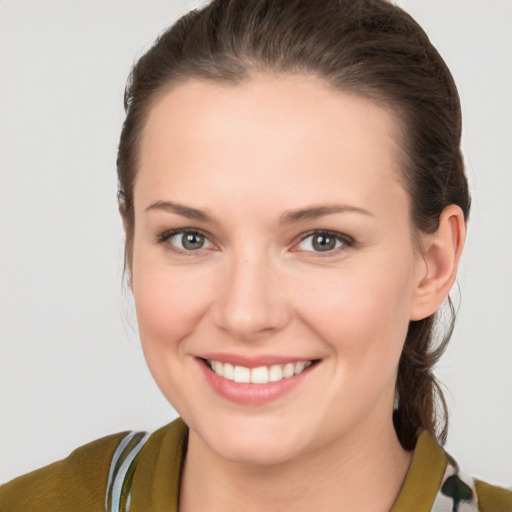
[
  {"xmin": 183, "ymin": 232, "xmax": 204, "ymax": 250},
  {"xmin": 313, "ymin": 234, "xmax": 335, "ymax": 251}
]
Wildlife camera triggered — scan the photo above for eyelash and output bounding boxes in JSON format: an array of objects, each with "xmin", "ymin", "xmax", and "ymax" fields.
[{"xmin": 156, "ymin": 228, "xmax": 354, "ymax": 256}]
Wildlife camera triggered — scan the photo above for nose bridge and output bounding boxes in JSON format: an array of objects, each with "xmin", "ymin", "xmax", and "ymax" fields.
[{"xmin": 213, "ymin": 244, "xmax": 288, "ymax": 340}]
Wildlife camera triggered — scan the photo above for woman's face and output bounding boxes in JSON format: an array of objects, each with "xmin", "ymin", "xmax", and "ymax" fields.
[{"xmin": 131, "ymin": 75, "xmax": 427, "ymax": 465}]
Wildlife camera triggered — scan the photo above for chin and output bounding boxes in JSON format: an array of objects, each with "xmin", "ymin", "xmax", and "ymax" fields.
[
  {"xmin": 191, "ymin": 414, "xmax": 313, "ymax": 466},
  {"xmin": 212, "ymin": 433, "xmax": 303, "ymax": 466}
]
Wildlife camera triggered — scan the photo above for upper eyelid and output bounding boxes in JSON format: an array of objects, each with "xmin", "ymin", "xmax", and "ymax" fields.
[{"xmin": 158, "ymin": 227, "xmax": 212, "ymax": 241}]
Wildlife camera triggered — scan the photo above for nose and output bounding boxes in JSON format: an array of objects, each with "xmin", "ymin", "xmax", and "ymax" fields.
[{"xmin": 212, "ymin": 250, "xmax": 291, "ymax": 341}]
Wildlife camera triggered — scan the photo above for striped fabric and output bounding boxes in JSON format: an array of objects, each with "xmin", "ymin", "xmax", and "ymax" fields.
[{"xmin": 105, "ymin": 431, "xmax": 150, "ymax": 512}]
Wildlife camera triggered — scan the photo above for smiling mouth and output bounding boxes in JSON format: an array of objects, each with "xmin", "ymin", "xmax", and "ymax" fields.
[{"xmin": 203, "ymin": 359, "xmax": 317, "ymax": 384}]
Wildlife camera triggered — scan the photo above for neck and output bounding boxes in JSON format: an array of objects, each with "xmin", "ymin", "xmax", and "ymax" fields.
[{"xmin": 179, "ymin": 414, "xmax": 413, "ymax": 512}]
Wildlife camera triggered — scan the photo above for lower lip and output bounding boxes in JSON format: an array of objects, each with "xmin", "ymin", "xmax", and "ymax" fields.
[{"xmin": 198, "ymin": 359, "xmax": 316, "ymax": 405}]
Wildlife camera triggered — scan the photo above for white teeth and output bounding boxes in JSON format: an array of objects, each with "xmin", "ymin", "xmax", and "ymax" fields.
[
  {"xmin": 283, "ymin": 363, "xmax": 294, "ymax": 379},
  {"xmin": 294, "ymin": 361, "xmax": 305, "ymax": 374},
  {"xmin": 223, "ymin": 362, "xmax": 235, "ymax": 380},
  {"xmin": 233, "ymin": 365, "xmax": 251, "ymax": 383},
  {"xmin": 212, "ymin": 360, "xmax": 224, "ymax": 377},
  {"xmin": 207, "ymin": 359, "xmax": 314, "ymax": 384},
  {"xmin": 269, "ymin": 364, "xmax": 283, "ymax": 382},
  {"xmin": 250, "ymin": 366, "xmax": 269, "ymax": 384}
]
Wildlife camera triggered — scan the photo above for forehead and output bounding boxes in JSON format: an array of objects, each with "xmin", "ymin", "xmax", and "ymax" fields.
[{"xmin": 136, "ymin": 74, "xmax": 406, "ymax": 212}]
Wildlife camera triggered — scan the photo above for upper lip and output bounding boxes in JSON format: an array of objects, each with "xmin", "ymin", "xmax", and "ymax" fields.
[{"xmin": 199, "ymin": 353, "xmax": 318, "ymax": 368}]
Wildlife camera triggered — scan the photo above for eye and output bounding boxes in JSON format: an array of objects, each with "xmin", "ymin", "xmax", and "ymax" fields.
[
  {"xmin": 295, "ymin": 231, "xmax": 352, "ymax": 253},
  {"xmin": 159, "ymin": 229, "xmax": 214, "ymax": 253}
]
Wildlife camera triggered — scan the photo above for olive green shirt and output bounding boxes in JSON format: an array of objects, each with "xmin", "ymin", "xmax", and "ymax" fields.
[{"xmin": 1, "ymin": 418, "xmax": 511, "ymax": 511}]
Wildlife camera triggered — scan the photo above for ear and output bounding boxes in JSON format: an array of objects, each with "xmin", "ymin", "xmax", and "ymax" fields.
[
  {"xmin": 119, "ymin": 203, "xmax": 129, "ymax": 234},
  {"xmin": 409, "ymin": 204, "xmax": 466, "ymax": 321},
  {"xmin": 119, "ymin": 203, "xmax": 134, "ymax": 290}
]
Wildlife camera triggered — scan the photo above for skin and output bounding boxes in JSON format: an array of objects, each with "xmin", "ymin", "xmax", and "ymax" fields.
[{"xmin": 129, "ymin": 74, "xmax": 465, "ymax": 511}]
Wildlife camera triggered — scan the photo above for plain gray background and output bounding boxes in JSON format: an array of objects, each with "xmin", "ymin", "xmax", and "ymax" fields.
[{"xmin": 1, "ymin": 0, "xmax": 511, "ymax": 485}]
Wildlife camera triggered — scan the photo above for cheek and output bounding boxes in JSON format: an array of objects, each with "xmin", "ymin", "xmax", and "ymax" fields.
[
  {"xmin": 131, "ymin": 262, "xmax": 214, "ymax": 348},
  {"xmin": 294, "ymin": 260, "xmax": 414, "ymax": 362}
]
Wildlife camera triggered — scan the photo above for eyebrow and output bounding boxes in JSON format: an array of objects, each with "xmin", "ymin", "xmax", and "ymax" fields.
[
  {"xmin": 145, "ymin": 201, "xmax": 373, "ymax": 224},
  {"xmin": 279, "ymin": 204, "xmax": 373, "ymax": 224},
  {"xmin": 145, "ymin": 201, "xmax": 214, "ymax": 223}
]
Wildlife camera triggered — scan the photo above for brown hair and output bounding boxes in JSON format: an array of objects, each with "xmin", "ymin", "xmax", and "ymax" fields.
[{"xmin": 117, "ymin": 0, "xmax": 470, "ymax": 450}]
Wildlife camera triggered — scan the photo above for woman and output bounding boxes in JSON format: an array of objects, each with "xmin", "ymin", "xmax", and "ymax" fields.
[{"xmin": 1, "ymin": 0, "xmax": 511, "ymax": 511}]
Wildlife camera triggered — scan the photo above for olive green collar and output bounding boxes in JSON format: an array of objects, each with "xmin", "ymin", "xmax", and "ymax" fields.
[
  {"xmin": 391, "ymin": 430, "xmax": 448, "ymax": 512},
  {"xmin": 131, "ymin": 419, "xmax": 447, "ymax": 512}
]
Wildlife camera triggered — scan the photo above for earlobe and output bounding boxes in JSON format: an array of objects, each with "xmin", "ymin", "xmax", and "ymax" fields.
[{"xmin": 409, "ymin": 205, "xmax": 466, "ymax": 321}]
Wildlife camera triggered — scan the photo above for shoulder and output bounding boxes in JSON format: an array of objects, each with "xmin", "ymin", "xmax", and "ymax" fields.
[
  {"xmin": 433, "ymin": 450, "xmax": 512, "ymax": 512},
  {"xmin": 0, "ymin": 431, "xmax": 129, "ymax": 512},
  {"xmin": 395, "ymin": 431, "xmax": 512, "ymax": 512},
  {"xmin": 435, "ymin": 471, "xmax": 512, "ymax": 512},
  {"xmin": 474, "ymin": 479, "xmax": 512, "ymax": 512},
  {"xmin": 0, "ymin": 419, "xmax": 188, "ymax": 512}
]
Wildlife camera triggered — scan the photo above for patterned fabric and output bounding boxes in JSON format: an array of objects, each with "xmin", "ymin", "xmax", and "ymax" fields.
[
  {"xmin": 102, "ymin": 425, "xmax": 505, "ymax": 512},
  {"xmin": 431, "ymin": 457, "xmax": 479, "ymax": 512}
]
